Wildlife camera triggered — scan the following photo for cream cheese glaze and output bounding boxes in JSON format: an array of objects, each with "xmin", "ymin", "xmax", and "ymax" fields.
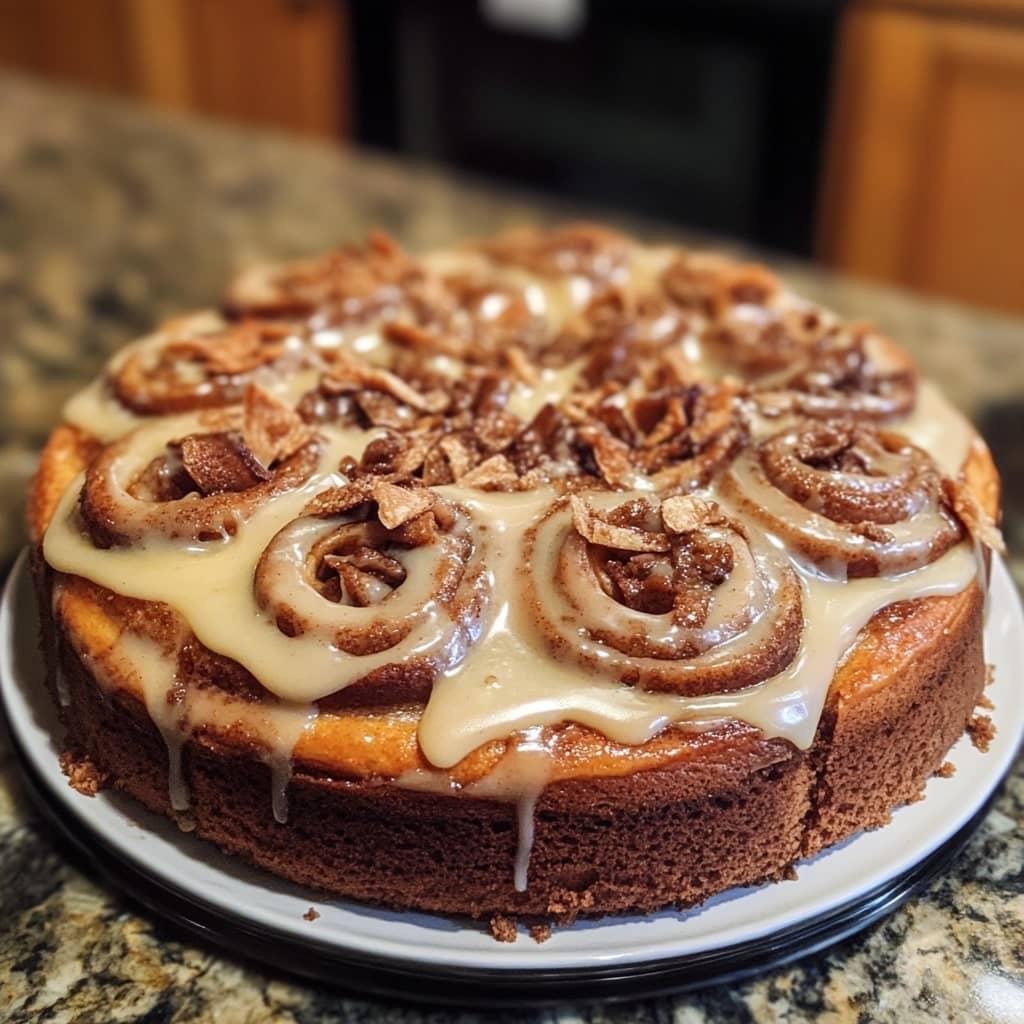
[{"xmin": 44, "ymin": 400, "xmax": 978, "ymax": 764}]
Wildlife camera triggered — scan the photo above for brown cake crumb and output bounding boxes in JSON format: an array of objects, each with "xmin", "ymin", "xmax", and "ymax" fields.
[
  {"xmin": 303, "ymin": 906, "xmax": 320, "ymax": 922},
  {"xmin": 985, "ymin": 662, "xmax": 996, "ymax": 687},
  {"xmin": 936, "ymin": 761, "xmax": 956, "ymax": 779},
  {"xmin": 59, "ymin": 750, "xmax": 108, "ymax": 796},
  {"xmin": 546, "ymin": 888, "xmax": 596, "ymax": 923},
  {"xmin": 977, "ymin": 694, "xmax": 994, "ymax": 711},
  {"xmin": 529, "ymin": 924, "xmax": 552, "ymax": 944},
  {"xmin": 967, "ymin": 714, "xmax": 996, "ymax": 752},
  {"xmin": 489, "ymin": 914, "xmax": 518, "ymax": 943}
]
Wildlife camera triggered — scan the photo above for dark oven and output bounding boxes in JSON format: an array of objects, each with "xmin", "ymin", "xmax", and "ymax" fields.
[{"xmin": 351, "ymin": 0, "xmax": 843, "ymax": 256}]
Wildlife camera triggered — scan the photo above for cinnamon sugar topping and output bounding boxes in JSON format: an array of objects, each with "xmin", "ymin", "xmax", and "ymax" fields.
[
  {"xmin": 943, "ymin": 477, "xmax": 1007, "ymax": 555},
  {"xmin": 165, "ymin": 320, "xmax": 291, "ymax": 375},
  {"xmin": 569, "ymin": 494, "xmax": 670, "ymax": 553},
  {"xmin": 243, "ymin": 384, "xmax": 314, "ymax": 469}
]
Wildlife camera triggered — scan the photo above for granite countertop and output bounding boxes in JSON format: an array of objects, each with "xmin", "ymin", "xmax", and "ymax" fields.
[{"xmin": 1, "ymin": 73, "xmax": 1023, "ymax": 1023}]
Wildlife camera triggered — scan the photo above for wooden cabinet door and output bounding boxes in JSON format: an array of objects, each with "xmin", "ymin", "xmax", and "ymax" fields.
[
  {"xmin": 177, "ymin": 0, "xmax": 349, "ymax": 137},
  {"xmin": 0, "ymin": 0, "xmax": 350, "ymax": 138},
  {"xmin": 818, "ymin": 4, "xmax": 1024, "ymax": 313}
]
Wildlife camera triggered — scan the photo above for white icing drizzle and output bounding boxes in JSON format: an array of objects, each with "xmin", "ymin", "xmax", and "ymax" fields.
[
  {"xmin": 464, "ymin": 727, "xmax": 554, "ymax": 892},
  {"xmin": 417, "ymin": 488, "xmax": 978, "ymax": 766},
  {"xmin": 54, "ymin": 663, "xmax": 71, "ymax": 708},
  {"xmin": 64, "ymin": 377, "xmax": 146, "ymax": 444},
  {"xmin": 45, "ymin": 406, "xmax": 980, "ymax": 763},
  {"xmin": 43, "ymin": 430, "xmax": 453, "ymax": 703},
  {"xmin": 117, "ymin": 632, "xmax": 191, "ymax": 811}
]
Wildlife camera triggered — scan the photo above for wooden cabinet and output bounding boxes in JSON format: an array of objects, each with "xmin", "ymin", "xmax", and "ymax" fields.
[
  {"xmin": 818, "ymin": 2, "xmax": 1024, "ymax": 313},
  {"xmin": 0, "ymin": 0, "xmax": 350, "ymax": 138}
]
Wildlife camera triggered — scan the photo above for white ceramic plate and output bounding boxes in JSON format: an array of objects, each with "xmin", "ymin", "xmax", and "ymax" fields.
[{"xmin": 2, "ymin": 551, "xmax": 1022, "ymax": 984}]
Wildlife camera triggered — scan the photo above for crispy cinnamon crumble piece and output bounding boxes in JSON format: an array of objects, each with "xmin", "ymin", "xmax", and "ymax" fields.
[
  {"xmin": 943, "ymin": 477, "xmax": 1007, "ymax": 555},
  {"xmin": 370, "ymin": 479, "xmax": 435, "ymax": 528},
  {"xmin": 457, "ymin": 453, "xmax": 520, "ymax": 491},
  {"xmin": 164, "ymin": 320, "xmax": 291, "ymax": 375},
  {"xmin": 303, "ymin": 907, "xmax": 320, "ymax": 922},
  {"xmin": 243, "ymin": 384, "xmax": 314, "ymax": 468},
  {"xmin": 575, "ymin": 422, "xmax": 634, "ymax": 487},
  {"xmin": 321, "ymin": 350, "xmax": 447, "ymax": 413},
  {"xmin": 302, "ymin": 479, "xmax": 375, "ymax": 517},
  {"xmin": 178, "ymin": 432, "xmax": 269, "ymax": 495},
  {"xmin": 570, "ymin": 495, "xmax": 670, "ymax": 553},
  {"xmin": 60, "ymin": 750, "xmax": 108, "ymax": 796},
  {"xmin": 661, "ymin": 495, "xmax": 723, "ymax": 534},
  {"xmin": 489, "ymin": 914, "xmax": 518, "ymax": 943},
  {"xmin": 967, "ymin": 714, "xmax": 996, "ymax": 752},
  {"xmin": 529, "ymin": 924, "xmax": 552, "ymax": 944}
]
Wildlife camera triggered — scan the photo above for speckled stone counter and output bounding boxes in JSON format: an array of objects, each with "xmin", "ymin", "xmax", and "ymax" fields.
[{"xmin": 1, "ymin": 73, "xmax": 1023, "ymax": 1024}]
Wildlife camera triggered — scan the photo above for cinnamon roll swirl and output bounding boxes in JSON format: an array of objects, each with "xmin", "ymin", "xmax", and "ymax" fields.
[
  {"xmin": 80, "ymin": 386, "xmax": 318, "ymax": 547},
  {"xmin": 523, "ymin": 492, "xmax": 802, "ymax": 695},
  {"xmin": 720, "ymin": 421, "xmax": 963, "ymax": 577},
  {"xmin": 225, "ymin": 231, "xmax": 421, "ymax": 324},
  {"xmin": 254, "ymin": 477, "xmax": 488, "ymax": 686},
  {"xmin": 112, "ymin": 313, "xmax": 305, "ymax": 415},
  {"xmin": 754, "ymin": 329, "xmax": 917, "ymax": 421},
  {"xmin": 478, "ymin": 222, "xmax": 631, "ymax": 283}
]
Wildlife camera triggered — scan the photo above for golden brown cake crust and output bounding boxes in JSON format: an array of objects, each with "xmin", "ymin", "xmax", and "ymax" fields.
[{"xmin": 28, "ymin": 226, "xmax": 1002, "ymax": 926}]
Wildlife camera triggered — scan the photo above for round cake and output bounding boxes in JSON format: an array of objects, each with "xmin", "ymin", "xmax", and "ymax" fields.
[{"xmin": 28, "ymin": 224, "xmax": 1004, "ymax": 937}]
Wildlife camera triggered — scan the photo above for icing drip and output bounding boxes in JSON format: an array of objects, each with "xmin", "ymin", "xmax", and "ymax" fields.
[
  {"xmin": 54, "ymin": 663, "xmax": 71, "ymax": 708},
  {"xmin": 395, "ymin": 728, "xmax": 555, "ymax": 892},
  {"xmin": 102, "ymin": 634, "xmax": 320, "ymax": 819},
  {"xmin": 464, "ymin": 727, "xmax": 554, "ymax": 892},
  {"xmin": 117, "ymin": 632, "xmax": 191, "ymax": 811},
  {"xmin": 261, "ymin": 703, "xmax": 320, "ymax": 824}
]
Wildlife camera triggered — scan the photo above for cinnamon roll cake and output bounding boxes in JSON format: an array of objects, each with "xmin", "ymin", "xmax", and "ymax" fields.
[{"xmin": 29, "ymin": 225, "xmax": 1004, "ymax": 931}]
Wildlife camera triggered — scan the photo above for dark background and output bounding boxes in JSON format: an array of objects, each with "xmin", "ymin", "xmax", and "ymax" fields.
[{"xmin": 351, "ymin": 0, "xmax": 842, "ymax": 257}]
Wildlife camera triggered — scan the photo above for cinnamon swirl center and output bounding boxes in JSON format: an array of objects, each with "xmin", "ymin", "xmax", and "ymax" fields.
[
  {"xmin": 720, "ymin": 421, "xmax": 963, "ymax": 577},
  {"xmin": 523, "ymin": 492, "xmax": 802, "ymax": 695},
  {"xmin": 254, "ymin": 480, "xmax": 489, "ymax": 665},
  {"xmin": 79, "ymin": 388, "xmax": 319, "ymax": 547},
  {"xmin": 113, "ymin": 316, "xmax": 305, "ymax": 415}
]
